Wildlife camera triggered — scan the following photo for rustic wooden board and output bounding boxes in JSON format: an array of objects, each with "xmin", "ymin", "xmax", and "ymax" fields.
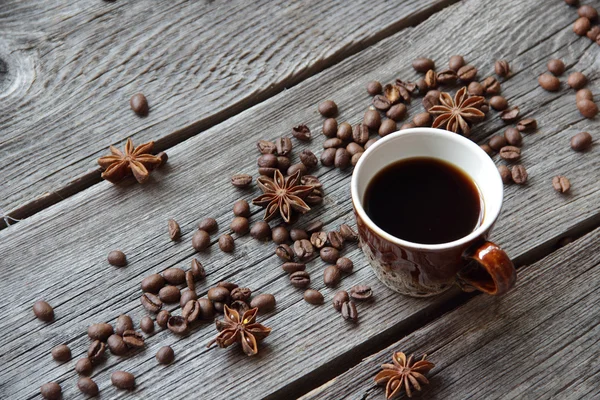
[
  {"xmin": 302, "ymin": 227, "xmax": 600, "ymax": 400},
  {"xmin": 0, "ymin": 0, "xmax": 599, "ymax": 398},
  {"xmin": 0, "ymin": 0, "xmax": 456, "ymax": 220}
]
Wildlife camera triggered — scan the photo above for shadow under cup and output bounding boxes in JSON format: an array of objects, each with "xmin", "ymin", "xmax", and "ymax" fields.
[{"xmin": 351, "ymin": 128, "xmax": 513, "ymax": 297}]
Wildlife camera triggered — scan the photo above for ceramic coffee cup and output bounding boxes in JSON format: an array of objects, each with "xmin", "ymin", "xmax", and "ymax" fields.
[{"xmin": 351, "ymin": 128, "xmax": 516, "ymax": 297}]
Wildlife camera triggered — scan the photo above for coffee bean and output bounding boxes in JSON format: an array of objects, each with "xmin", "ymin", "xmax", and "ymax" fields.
[
  {"xmin": 258, "ymin": 153, "xmax": 278, "ymax": 169},
  {"xmin": 197, "ymin": 298, "xmax": 215, "ymax": 320},
  {"xmin": 448, "ymin": 55, "xmax": 465, "ymax": 71},
  {"xmin": 88, "ymin": 323, "xmax": 114, "ymax": 341},
  {"xmin": 568, "ymin": 72, "xmax": 587, "ymax": 90},
  {"xmin": 293, "ymin": 239, "xmax": 315, "ymax": 261},
  {"xmin": 107, "ymin": 334, "xmax": 128, "ymax": 355},
  {"xmin": 437, "ymin": 69, "xmax": 458, "ymax": 85},
  {"xmin": 227, "ymin": 288, "xmax": 250, "ymax": 303},
  {"xmin": 339, "ymin": 224, "xmax": 358, "ymax": 242},
  {"xmin": 323, "ymin": 265, "xmax": 341, "ymax": 287},
  {"xmin": 275, "ymin": 137, "xmax": 293, "ymax": 156},
  {"xmin": 167, "ymin": 316, "xmax": 189, "ymax": 335},
  {"xmin": 577, "ymin": 99, "xmax": 598, "ymax": 118},
  {"xmin": 489, "ymin": 96, "xmax": 508, "ymax": 111},
  {"xmin": 412, "ymin": 57, "xmax": 435, "ymax": 72},
  {"xmin": 88, "ymin": 339, "xmax": 107, "ymax": 361},
  {"xmin": 351, "ymin": 152, "xmax": 363, "ymax": 166},
  {"xmin": 130, "ymin": 93, "xmax": 148, "ymax": 116},
  {"xmin": 33, "ymin": 300, "xmax": 54, "ymax": 322},
  {"xmin": 227, "ymin": 217, "xmax": 248, "ymax": 236},
  {"xmin": 320, "ymin": 246, "xmax": 340, "ymax": 263},
  {"xmin": 183, "ymin": 271, "xmax": 195, "ymax": 292},
  {"xmin": 576, "ymin": 89, "xmax": 593, "ymax": 102},
  {"xmin": 231, "ymin": 174, "xmax": 253, "ymax": 188},
  {"xmin": 230, "ymin": 200, "xmax": 250, "ymax": 218},
  {"xmin": 363, "ymin": 109, "xmax": 381, "ymax": 131},
  {"xmin": 573, "ymin": 17, "xmax": 591, "ymax": 35},
  {"xmin": 346, "ymin": 142, "xmax": 364, "ymax": 156},
  {"xmin": 498, "ymin": 165, "xmax": 512, "ymax": 184},
  {"xmin": 570, "ymin": 131, "xmax": 592, "ymax": 151},
  {"xmin": 372, "ymin": 95, "xmax": 391, "ymax": 111},
  {"xmin": 565, "ymin": 0, "xmax": 579, "ymax": 6},
  {"xmin": 284, "ymin": 229, "xmax": 305, "ymax": 243},
  {"xmin": 499, "ymin": 146, "xmax": 521, "ymax": 161},
  {"xmin": 552, "ymin": 176, "xmax": 571, "ymax": 193},
  {"xmin": 488, "ymin": 135, "xmax": 508, "ymax": 151},
  {"xmin": 367, "ymin": 80, "xmax": 383, "ymax": 95},
  {"xmin": 257, "ymin": 140, "xmax": 277, "ymax": 154},
  {"xmin": 250, "ymin": 221, "xmax": 272, "ymax": 241},
  {"xmin": 378, "ymin": 119, "xmax": 397, "ymax": 137},
  {"xmin": 318, "ymin": 100, "xmax": 338, "ymax": 117},
  {"xmin": 323, "ymin": 138, "xmax": 343, "ymax": 149},
  {"xmin": 424, "ymin": 69, "xmax": 437, "ymax": 89},
  {"xmin": 517, "ymin": 118, "xmax": 537, "ymax": 132},
  {"xmin": 114, "ymin": 314, "xmax": 134, "ymax": 336},
  {"xmin": 511, "ymin": 165, "xmax": 528, "ymax": 185},
  {"xmin": 304, "ymin": 289, "xmax": 324, "ymax": 305},
  {"xmin": 586, "ymin": 25, "xmax": 600, "ymax": 40},
  {"xmin": 140, "ymin": 274, "xmax": 165, "ymax": 294},
  {"xmin": 326, "ymin": 231, "xmax": 344, "ymax": 250},
  {"xmin": 352, "ymin": 124, "xmax": 369, "ymax": 145},
  {"xmin": 111, "ymin": 371, "xmax": 136, "ymax": 390},
  {"xmin": 480, "ymin": 144, "xmax": 493, "ymax": 156},
  {"xmin": 290, "ymin": 271, "xmax": 311, "ymax": 288},
  {"xmin": 159, "ymin": 285, "xmax": 180, "ymax": 304},
  {"xmin": 341, "ymin": 301, "xmax": 358, "ymax": 322},
  {"xmin": 140, "ymin": 316, "xmax": 154, "ymax": 333},
  {"xmin": 281, "ymin": 262, "xmax": 306, "ymax": 274},
  {"xmin": 78, "ymin": 377, "xmax": 99, "ymax": 396},
  {"xmin": 40, "ymin": 382, "xmax": 62, "ymax": 400},
  {"xmin": 156, "ymin": 310, "xmax": 170, "ymax": 328},
  {"xmin": 181, "ymin": 300, "xmax": 200, "ymax": 323},
  {"xmin": 161, "ymin": 268, "xmax": 185, "ymax": 285},
  {"xmin": 384, "ymin": 84, "xmax": 401, "ymax": 104},
  {"xmin": 349, "ymin": 285, "xmax": 373, "ymax": 301},
  {"xmin": 320, "ymin": 148, "xmax": 336, "ymax": 167},
  {"xmin": 179, "ymin": 289, "xmax": 197, "ymax": 308},
  {"xmin": 335, "ymin": 122, "xmax": 352, "ymax": 141},
  {"xmin": 292, "ymin": 125, "xmax": 311, "ymax": 141},
  {"xmin": 51, "ymin": 344, "xmax": 71, "ymax": 362},
  {"xmin": 165, "ymin": 221, "xmax": 181, "ymax": 244},
  {"xmin": 191, "ymin": 259, "xmax": 206, "ymax": 280},
  {"xmin": 458, "ymin": 64, "xmax": 477, "ymax": 81},
  {"xmin": 493, "ymin": 60, "xmax": 510, "ymax": 77},
  {"xmin": 413, "ymin": 112, "xmax": 431, "ymax": 127},
  {"xmin": 500, "ymin": 106, "xmax": 520, "ymax": 122},
  {"xmin": 192, "ymin": 230, "xmax": 211, "ymax": 252},
  {"xmin": 334, "ymin": 148, "xmax": 351, "ymax": 169},
  {"xmin": 504, "ymin": 128, "xmax": 523, "ymax": 146},
  {"xmin": 108, "ymin": 250, "xmax": 127, "ymax": 267},
  {"xmin": 310, "ymin": 231, "xmax": 327, "ymax": 249},
  {"xmin": 156, "ymin": 346, "xmax": 175, "ymax": 365},
  {"xmin": 333, "ymin": 291, "xmax": 350, "ymax": 311},
  {"xmin": 276, "ymin": 156, "xmax": 291, "ymax": 174},
  {"xmin": 547, "ymin": 59, "xmax": 565, "ymax": 76},
  {"xmin": 205, "ymin": 289, "xmax": 229, "ymax": 307},
  {"xmin": 123, "ymin": 330, "xmax": 145, "ymax": 349},
  {"xmin": 274, "ymin": 243, "xmax": 293, "ymax": 262},
  {"xmin": 75, "ymin": 358, "xmax": 93, "ymax": 376},
  {"xmin": 260, "ymin": 168, "xmax": 277, "ymax": 179},
  {"xmin": 287, "ymin": 163, "xmax": 307, "ymax": 177},
  {"xmin": 480, "ymin": 76, "xmax": 500, "ymax": 95},
  {"xmin": 301, "ymin": 221, "xmax": 322, "ymax": 235},
  {"xmin": 578, "ymin": 4, "xmax": 598, "ymax": 19},
  {"xmin": 400, "ymin": 122, "xmax": 416, "ymax": 130},
  {"xmin": 296, "ymin": 151, "xmax": 317, "ymax": 171},
  {"xmin": 336, "ymin": 257, "xmax": 354, "ymax": 274}
]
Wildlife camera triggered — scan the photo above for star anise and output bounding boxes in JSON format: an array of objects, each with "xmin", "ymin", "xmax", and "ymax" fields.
[
  {"xmin": 207, "ymin": 305, "xmax": 271, "ymax": 356},
  {"xmin": 374, "ymin": 352, "xmax": 435, "ymax": 399},
  {"xmin": 252, "ymin": 169, "xmax": 313, "ymax": 223},
  {"xmin": 429, "ymin": 87, "xmax": 485, "ymax": 136},
  {"xmin": 97, "ymin": 138, "xmax": 161, "ymax": 183}
]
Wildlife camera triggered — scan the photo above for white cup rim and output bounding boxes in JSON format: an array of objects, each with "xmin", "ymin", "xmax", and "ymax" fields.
[{"xmin": 351, "ymin": 128, "xmax": 503, "ymax": 251}]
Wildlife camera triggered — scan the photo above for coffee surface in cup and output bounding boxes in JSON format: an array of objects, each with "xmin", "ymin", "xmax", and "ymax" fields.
[{"xmin": 364, "ymin": 157, "xmax": 483, "ymax": 244}]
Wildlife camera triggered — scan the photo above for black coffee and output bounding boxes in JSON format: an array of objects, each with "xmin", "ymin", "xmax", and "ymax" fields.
[{"xmin": 364, "ymin": 157, "xmax": 483, "ymax": 244}]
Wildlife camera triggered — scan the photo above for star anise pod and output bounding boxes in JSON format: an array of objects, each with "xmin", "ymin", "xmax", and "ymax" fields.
[
  {"xmin": 252, "ymin": 169, "xmax": 313, "ymax": 223},
  {"xmin": 207, "ymin": 305, "xmax": 271, "ymax": 356},
  {"xmin": 97, "ymin": 138, "xmax": 161, "ymax": 183},
  {"xmin": 374, "ymin": 352, "xmax": 435, "ymax": 399},
  {"xmin": 429, "ymin": 87, "xmax": 485, "ymax": 136}
]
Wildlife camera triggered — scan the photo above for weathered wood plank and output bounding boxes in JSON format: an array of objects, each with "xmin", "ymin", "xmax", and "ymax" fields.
[
  {"xmin": 0, "ymin": 0, "xmax": 456, "ymax": 219},
  {"xmin": 0, "ymin": 0, "xmax": 599, "ymax": 398},
  {"xmin": 302, "ymin": 227, "xmax": 600, "ymax": 400}
]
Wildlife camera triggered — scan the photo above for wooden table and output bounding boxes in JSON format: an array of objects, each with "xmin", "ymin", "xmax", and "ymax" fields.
[{"xmin": 0, "ymin": 0, "xmax": 598, "ymax": 398}]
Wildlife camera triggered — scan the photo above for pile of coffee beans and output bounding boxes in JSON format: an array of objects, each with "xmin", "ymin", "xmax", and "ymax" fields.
[{"xmin": 566, "ymin": 2, "xmax": 600, "ymax": 45}]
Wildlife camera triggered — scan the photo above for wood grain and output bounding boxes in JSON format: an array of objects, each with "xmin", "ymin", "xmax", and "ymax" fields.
[
  {"xmin": 0, "ymin": 0, "xmax": 599, "ymax": 398},
  {"xmin": 302, "ymin": 227, "xmax": 600, "ymax": 400},
  {"xmin": 0, "ymin": 0, "xmax": 456, "ymax": 220}
]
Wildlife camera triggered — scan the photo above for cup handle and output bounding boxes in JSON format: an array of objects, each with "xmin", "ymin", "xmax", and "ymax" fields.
[{"xmin": 456, "ymin": 241, "xmax": 516, "ymax": 295}]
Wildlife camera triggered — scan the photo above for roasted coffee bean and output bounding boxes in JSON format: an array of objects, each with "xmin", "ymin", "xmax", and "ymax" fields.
[
  {"xmin": 320, "ymin": 148, "xmax": 336, "ymax": 166},
  {"xmin": 141, "ymin": 274, "xmax": 165, "ymax": 293},
  {"xmin": 107, "ymin": 334, "xmax": 128, "ymax": 355},
  {"xmin": 378, "ymin": 119, "xmax": 397, "ymax": 137},
  {"xmin": 281, "ymin": 262, "xmax": 306, "ymax": 274},
  {"xmin": 327, "ymin": 231, "xmax": 344, "ymax": 250},
  {"xmin": 341, "ymin": 301, "xmax": 358, "ymax": 322},
  {"xmin": 339, "ymin": 224, "xmax": 358, "ymax": 242},
  {"xmin": 499, "ymin": 146, "xmax": 521, "ymax": 161},
  {"xmin": 494, "ymin": 60, "xmax": 510, "ymax": 77},
  {"xmin": 323, "ymin": 138, "xmax": 343, "ymax": 149},
  {"xmin": 310, "ymin": 231, "xmax": 328, "ymax": 249},
  {"xmin": 88, "ymin": 323, "xmax": 114, "ymax": 342},
  {"xmin": 287, "ymin": 163, "xmax": 307, "ymax": 176},
  {"xmin": 372, "ymin": 94, "xmax": 391, "ymax": 111},
  {"xmin": 75, "ymin": 358, "xmax": 93, "ymax": 376},
  {"xmin": 140, "ymin": 316, "xmax": 154, "ymax": 333},
  {"xmin": 511, "ymin": 165, "xmax": 528, "ymax": 184},
  {"xmin": 179, "ymin": 289, "xmax": 197, "ymax": 308},
  {"xmin": 500, "ymin": 106, "xmax": 520, "ymax": 122},
  {"xmin": 304, "ymin": 289, "xmax": 324, "ymax": 305},
  {"xmin": 276, "ymin": 137, "xmax": 293, "ymax": 156},
  {"xmin": 140, "ymin": 292, "xmax": 163, "ymax": 313},
  {"xmin": 424, "ymin": 69, "xmax": 437, "ymax": 89},
  {"xmin": 504, "ymin": 128, "xmax": 523, "ymax": 146},
  {"xmin": 498, "ymin": 165, "xmax": 512, "ymax": 183},
  {"xmin": 332, "ymin": 291, "xmax": 350, "ymax": 311},
  {"xmin": 448, "ymin": 55, "xmax": 465, "ymax": 71},
  {"xmin": 156, "ymin": 310, "xmax": 170, "ymax": 328},
  {"xmin": 565, "ymin": 1, "xmax": 579, "ymax": 7},
  {"xmin": 231, "ymin": 174, "xmax": 253, "ymax": 188},
  {"xmin": 250, "ymin": 293, "xmax": 276, "ymax": 312},
  {"xmin": 568, "ymin": 72, "xmax": 587, "ymax": 89},
  {"xmin": 293, "ymin": 239, "xmax": 315, "ymax": 261},
  {"xmin": 88, "ymin": 340, "xmax": 107, "ymax": 361},
  {"xmin": 108, "ymin": 250, "xmax": 127, "ymax": 267},
  {"xmin": 275, "ymin": 243, "xmax": 294, "ymax": 261},
  {"xmin": 115, "ymin": 314, "xmax": 134, "ymax": 336},
  {"xmin": 349, "ymin": 285, "xmax": 373, "ymax": 301},
  {"xmin": 207, "ymin": 286, "xmax": 230, "ymax": 303},
  {"xmin": 488, "ymin": 135, "xmax": 508, "ymax": 151},
  {"xmin": 538, "ymin": 73, "xmax": 560, "ymax": 91},
  {"xmin": 363, "ymin": 109, "xmax": 381, "ymax": 131},
  {"xmin": 166, "ymin": 219, "xmax": 182, "ymax": 241},
  {"xmin": 292, "ymin": 125, "xmax": 312, "ymax": 141},
  {"xmin": 232, "ymin": 199, "xmax": 250, "ymax": 217},
  {"xmin": 400, "ymin": 122, "xmax": 417, "ymax": 130},
  {"xmin": 351, "ymin": 152, "xmax": 363, "ymax": 166},
  {"xmin": 570, "ymin": 131, "xmax": 592, "ymax": 151},
  {"xmin": 573, "ymin": 17, "xmax": 591, "ymax": 35},
  {"xmin": 162, "ymin": 268, "xmax": 185, "ymax": 285},
  {"xmin": 467, "ymin": 81, "xmax": 484, "ymax": 96},
  {"xmin": 111, "ymin": 371, "xmax": 136, "ymax": 390},
  {"xmin": 167, "ymin": 316, "xmax": 189, "ymax": 334},
  {"xmin": 78, "ymin": 377, "xmax": 99, "ymax": 396},
  {"xmin": 51, "ymin": 344, "xmax": 71, "ymax": 362},
  {"xmin": 191, "ymin": 259, "xmax": 206, "ymax": 280},
  {"xmin": 323, "ymin": 265, "xmax": 341, "ymax": 287},
  {"xmin": 156, "ymin": 346, "xmax": 175, "ymax": 365},
  {"xmin": 197, "ymin": 298, "xmax": 215, "ymax": 320},
  {"xmin": 251, "ymin": 221, "xmax": 272, "ymax": 241},
  {"xmin": 299, "ymin": 149, "xmax": 318, "ymax": 169},
  {"xmin": 33, "ymin": 300, "xmax": 54, "ymax": 322},
  {"xmin": 320, "ymin": 246, "xmax": 340, "ymax": 263},
  {"xmin": 318, "ymin": 100, "xmax": 338, "ymax": 117},
  {"xmin": 346, "ymin": 142, "xmax": 364, "ymax": 156},
  {"xmin": 413, "ymin": 112, "xmax": 431, "ymax": 127},
  {"xmin": 289, "ymin": 271, "xmax": 311, "ymax": 288},
  {"xmin": 182, "ymin": 300, "xmax": 201, "ymax": 323},
  {"xmin": 230, "ymin": 288, "xmax": 252, "ymax": 302},
  {"xmin": 192, "ymin": 230, "xmax": 211, "ymax": 252},
  {"xmin": 489, "ymin": 96, "xmax": 508, "ymax": 111},
  {"xmin": 277, "ymin": 156, "xmax": 290, "ymax": 175},
  {"xmin": 40, "ymin": 382, "xmax": 62, "ymax": 400},
  {"xmin": 257, "ymin": 140, "xmax": 277, "ymax": 154},
  {"xmin": 552, "ymin": 176, "xmax": 571, "ymax": 193},
  {"xmin": 352, "ymin": 124, "xmax": 369, "ymax": 145},
  {"xmin": 412, "ymin": 57, "xmax": 435, "ymax": 72},
  {"xmin": 480, "ymin": 144, "xmax": 493, "ymax": 156},
  {"xmin": 547, "ymin": 59, "xmax": 565, "ymax": 76},
  {"xmin": 577, "ymin": 99, "xmax": 598, "ymax": 118},
  {"xmin": 334, "ymin": 148, "xmax": 351, "ymax": 169},
  {"xmin": 576, "ymin": 88, "xmax": 593, "ymax": 102},
  {"xmin": 229, "ymin": 217, "xmax": 249, "ymax": 236},
  {"xmin": 457, "ymin": 64, "xmax": 477, "ymax": 81},
  {"xmin": 587, "ymin": 25, "xmax": 600, "ymax": 40},
  {"xmin": 517, "ymin": 118, "xmax": 537, "ymax": 132},
  {"xmin": 336, "ymin": 257, "xmax": 354, "ymax": 274},
  {"xmin": 384, "ymin": 84, "xmax": 401, "ymax": 104},
  {"xmin": 287, "ymin": 228, "xmax": 307, "ymax": 242},
  {"xmin": 258, "ymin": 153, "xmax": 278, "ymax": 168},
  {"xmin": 578, "ymin": 4, "xmax": 598, "ymax": 19},
  {"xmin": 159, "ymin": 285, "xmax": 180, "ymax": 304},
  {"xmin": 437, "ymin": 69, "xmax": 458, "ymax": 85},
  {"xmin": 185, "ymin": 270, "xmax": 196, "ymax": 291},
  {"xmin": 367, "ymin": 80, "xmax": 383, "ymax": 95},
  {"xmin": 336, "ymin": 122, "xmax": 353, "ymax": 141},
  {"xmin": 480, "ymin": 77, "xmax": 500, "ymax": 95},
  {"xmin": 198, "ymin": 217, "xmax": 218, "ymax": 233},
  {"xmin": 269, "ymin": 225, "xmax": 289, "ymax": 244},
  {"xmin": 305, "ymin": 220, "xmax": 324, "ymax": 233},
  {"xmin": 130, "ymin": 93, "xmax": 148, "ymax": 116}
]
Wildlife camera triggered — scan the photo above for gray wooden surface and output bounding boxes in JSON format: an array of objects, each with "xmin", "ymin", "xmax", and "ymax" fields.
[
  {"xmin": 0, "ymin": 0, "xmax": 599, "ymax": 399},
  {"xmin": 0, "ymin": 0, "xmax": 454, "ymax": 219},
  {"xmin": 302, "ymin": 227, "xmax": 600, "ymax": 400}
]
